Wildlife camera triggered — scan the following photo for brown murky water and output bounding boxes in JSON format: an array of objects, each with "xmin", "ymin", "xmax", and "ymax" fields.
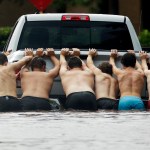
[{"xmin": 0, "ymin": 111, "xmax": 150, "ymax": 150}]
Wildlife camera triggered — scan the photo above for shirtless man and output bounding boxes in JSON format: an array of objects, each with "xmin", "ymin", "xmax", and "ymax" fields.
[
  {"xmin": 59, "ymin": 48, "xmax": 97, "ymax": 110},
  {"xmin": 110, "ymin": 49, "xmax": 145, "ymax": 110},
  {"xmin": 0, "ymin": 52, "xmax": 32, "ymax": 112},
  {"xmin": 20, "ymin": 48, "xmax": 60, "ymax": 111},
  {"xmin": 87, "ymin": 49, "xmax": 118, "ymax": 110},
  {"xmin": 139, "ymin": 51, "xmax": 150, "ymax": 109}
]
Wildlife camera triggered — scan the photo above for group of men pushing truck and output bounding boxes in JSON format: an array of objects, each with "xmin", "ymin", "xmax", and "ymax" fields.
[{"xmin": 0, "ymin": 48, "xmax": 150, "ymax": 112}]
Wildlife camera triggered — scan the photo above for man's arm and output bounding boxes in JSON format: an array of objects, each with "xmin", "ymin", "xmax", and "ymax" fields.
[
  {"xmin": 59, "ymin": 48, "xmax": 69, "ymax": 75},
  {"xmin": 87, "ymin": 48, "xmax": 101, "ymax": 74},
  {"xmin": 10, "ymin": 56, "xmax": 33, "ymax": 71},
  {"xmin": 109, "ymin": 49, "xmax": 122, "ymax": 76},
  {"xmin": 46, "ymin": 48, "xmax": 60, "ymax": 78},
  {"xmin": 20, "ymin": 48, "xmax": 34, "ymax": 73},
  {"xmin": 139, "ymin": 51, "xmax": 150, "ymax": 75},
  {"xmin": 135, "ymin": 58, "xmax": 144, "ymax": 74}
]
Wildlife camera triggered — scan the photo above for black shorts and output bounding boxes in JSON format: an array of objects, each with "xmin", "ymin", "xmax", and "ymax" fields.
[
  {"xmin": 65, "ymin": 91, "xmax": 97, "ymax": 111},
  {"xmin": 97, "ymin": 98, "xmax": 119, "ymax": 110},
  {"xmin": 21, "ymin": 96, "xmax": 52, "ymax": 111},
  {"xmin": 0, "ymin": 96, "xmax": 22, "ymax": 112}
]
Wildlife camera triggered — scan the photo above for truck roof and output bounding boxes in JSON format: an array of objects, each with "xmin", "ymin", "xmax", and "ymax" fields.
[{"xmin": 22, "ymin": 13, "xmax": 126, "ymax": 23}]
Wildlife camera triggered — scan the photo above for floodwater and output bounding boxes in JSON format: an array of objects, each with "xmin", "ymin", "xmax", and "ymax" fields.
[{"xmin": 0, "ymin": 111, "xmax": 150, "ymax": 150}]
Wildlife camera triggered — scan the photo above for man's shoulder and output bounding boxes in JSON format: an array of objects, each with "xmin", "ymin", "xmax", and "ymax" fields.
[
  {"xmin": 82, "ymin": 69, "xmax": 94, "ymax": 76},
  {"xmin": 119, "ymin": 69, "xmax": 136, "ymax": 75},
  {"xmin": 117, "ymin": 70, "xmax": 129, "ymax": 79},
  {"xmin": 119, "ymin": 69, "xmax": 144, "ymax": 78},
  {"xmin": 0, "ymin": 66, "xmax": 6, "ymax": 69},
  {"xmin": 22, "ymin": 71, "xmax": 47, "ymax": 75},
  {"xmin": 133, "ymin": 69, "xmax": 145, "ymax": 76},
  {"xmin": 95, "ymin": 71, "xmax": 109, "ymax": 77},
  {"xmin": 63, "ymin": 70, "xmax": 91, "ymax": 76},
  {"xmin": 0, "ymin": 65, "xmax": 13, "ymax": 72}
]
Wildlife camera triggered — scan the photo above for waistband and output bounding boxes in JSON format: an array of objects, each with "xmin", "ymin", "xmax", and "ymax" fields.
[
  {"xmin": 21, "ymin": 96, "xmax": 49, "ymax": 101},
  {"xmin": 120, "ymin": 96, "xmax": 141, "ymax": 100},
  {"xmin": 67, "ymin": 91, "xmax": 95, "ymax": 98},
  {"xmin": 97, "ymin": 97, "xmax": 117, "ymax": 101},
  {"xmin": 0, "ymin": 96, "xmax": 18, "ymax": 100}
]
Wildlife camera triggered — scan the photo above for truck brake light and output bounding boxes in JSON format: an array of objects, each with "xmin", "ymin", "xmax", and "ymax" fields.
[{"xmin": 62, "ymin": 15, "xmax": 90, "ymax": 21}]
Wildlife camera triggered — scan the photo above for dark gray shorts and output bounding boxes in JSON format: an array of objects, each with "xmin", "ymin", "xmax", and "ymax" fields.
[
  {"xmin": 21, "ymin": 96, "xmax": 52, "ymax": 111},
  {"xmin": 66, "ymin": 91, "xmax": 97, "ymax": 111},
  {"xmin": 0, "ymin": 96, "xmax": 21, "ymax": 112},
  {"xmin": 97, "ymin": 98, "xmax": 118, "ymax": 110}
]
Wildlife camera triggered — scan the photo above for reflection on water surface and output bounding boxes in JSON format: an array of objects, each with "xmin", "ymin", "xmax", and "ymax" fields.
[{"xmin": 0, "ymin": 110, "xmax": 150, "ymax": 150}]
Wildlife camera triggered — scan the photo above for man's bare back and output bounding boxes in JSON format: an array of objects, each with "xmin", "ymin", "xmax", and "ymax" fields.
[
  {"xmin": 60, "ymin": 48, "xmax": 94, "ymax": 96},
  {"xmin": 61, "ymin": 68, "xmax": 94, "ymax": 96},
  {"xmin": 21, "ymin": 48, "xmax": 60, "ymax": 99},
  {"xmin": 21, "ymin": 72, "xmax": 54, "ymax": 99},
  {"xmin": 0, "ymin": 52, "xmax": 32, "ymax": 112},
  {"xmin": 87, "ymin": 49, "xmax": 119, "ymax": 110},
  {"xmin": 118, "ymin": 69, "xmax": 144, "ymax": 97},
  {"xmin": 0, "ymin": 55, "xmax": 32, "ymax": 97},
  {"xmin": 95, "ymin": 73, "xmax": 118, "ymax": 99},
  {"xmin": 0, "ymin": 66, "xmax": 18, "ymax": 97},
  {"xmin": 59, "ymin": 48, "xmax": 97, "ymax": 110},
  {"xmin": 110, "ymin": 49, "xmax": 145, "ymax": 110},
  {"xmin": 110, "ymin": 49, "xmax": 144, "ymax": 97},
  {"xmin": 87, "ymin": 49, "xmax": 118, "ymax": 100}
]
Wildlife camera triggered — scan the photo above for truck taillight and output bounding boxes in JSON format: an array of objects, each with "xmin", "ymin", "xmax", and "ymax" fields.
[{"xmin": 62, "ymin": 15, "xmax": 90, "ymax": 21}]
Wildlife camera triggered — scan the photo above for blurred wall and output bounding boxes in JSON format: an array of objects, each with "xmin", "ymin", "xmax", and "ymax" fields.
[
  {"xmin": 0, "ymin": 1, "xmax": 34, "ymax": 26},
  {"xmin": 0, "ymin": 0, "xmax": 91, "ymax": 26},
  {"xmin": 118, "ymin": 0, "xmax": 141, "ymax": 34}
]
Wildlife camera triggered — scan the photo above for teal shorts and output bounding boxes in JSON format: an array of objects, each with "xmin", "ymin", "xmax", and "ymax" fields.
[{"xmin": 118, "ymin": 96, "xmax": 145, "ymax": 110}]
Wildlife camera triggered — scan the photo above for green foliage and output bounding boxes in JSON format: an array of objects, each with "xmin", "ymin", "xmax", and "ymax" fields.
[
  {"xmin": 139, "ymin": 29, "xmax": 150, "ymax": 47},
  {"xmin": 0, "ymin": 27, "xmax": 12, "ymax": 50}
]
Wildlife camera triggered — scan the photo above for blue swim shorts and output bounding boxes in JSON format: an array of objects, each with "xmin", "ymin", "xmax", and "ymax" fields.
[{"xmin": 118, "ymin": 96, "xmax": 145, "ymax": 110}]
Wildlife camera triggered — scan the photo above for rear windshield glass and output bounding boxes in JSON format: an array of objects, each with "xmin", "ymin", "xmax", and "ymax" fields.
[{"xmin": 17, "ymin": 21, "xmax": 133, "ymax": 50}]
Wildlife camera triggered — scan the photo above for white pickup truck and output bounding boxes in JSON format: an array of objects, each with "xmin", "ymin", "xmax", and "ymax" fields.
[{"xmin": 4, "ymin": 13, "xmax": 146, "ymax": 105}]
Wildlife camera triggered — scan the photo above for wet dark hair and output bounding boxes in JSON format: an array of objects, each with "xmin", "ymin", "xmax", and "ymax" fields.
[
  {"xmin": 30, "ymin": 57, "xmax": 46, "ymax": 71},
  {"xmin": 0, "ymin": 53, "xmax": 8, "ymax": 65},
  {"xmin": 98, "ymin": 62, "xmax": 113, "ymax": 76},
  {"xmin": 67, "ymin": 56, "xmax": 82, "ymax": 69},
  {"xmin": 121, "ymin": 53, "xmax": 136, "ymax": 68}
]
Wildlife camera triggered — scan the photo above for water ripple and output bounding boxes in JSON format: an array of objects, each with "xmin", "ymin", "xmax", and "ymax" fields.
[{"xmin": 0, "ymin": 111, "xmax": 150, "ymax": 150}]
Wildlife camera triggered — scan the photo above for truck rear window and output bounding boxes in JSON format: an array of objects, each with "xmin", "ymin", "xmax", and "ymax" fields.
[{"xmin": 17, "ymin": 21, "xmax": 133, "ymax": 50}]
